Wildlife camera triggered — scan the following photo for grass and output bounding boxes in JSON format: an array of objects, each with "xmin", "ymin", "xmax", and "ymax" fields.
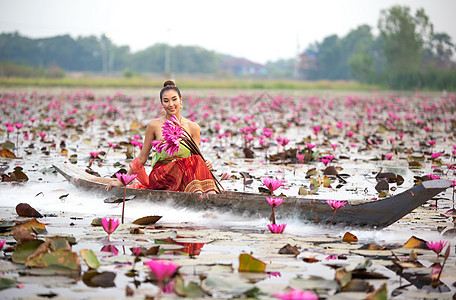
[{"xmin": 0, "ymin": 76, "xmax": 382, "ymax": 91}]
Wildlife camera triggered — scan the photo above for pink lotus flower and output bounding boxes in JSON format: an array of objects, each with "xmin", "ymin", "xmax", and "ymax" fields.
[
  {"xmin": 267, "ymin": 223, "xmax": 287, "ymax": 234},
  {"xmin": 330, "ymin": 144, "xmax": 338, "ymax": 151},
  {"xmin": 90, "ymin": 151, "xmax": 99, "ymax": 159},
  {"xmin": 431, "ymin": 153, "xmax": 443, "ymax": 160},
  {"xmin": 306, "ymin": 143, "xmax": 315, "ymax": 150},
  {"xmin": 144, "ymin": 260, "xmax": 179, "ymax": 283},
  {"xmin": 7, "ymin": 126, "xmax": 14, "ymax": 132},
  {"xmin": 263, "ymin": 177, "xmax": 285, "ymax": 193},
  {"xmin": 326, "ymin": 200, "xmax": 346, "ymax": 210},
  {"xmin": 427, "ymin": 140, "xmax": 436, "ymax": 147},
  {"xmin": 426, "ymin": 174, "xmax": 440, "ymax": 180},
  {"xmin": 102, "ymin": 218, "xmax": 119, "ymax": 240},
  {"xmin": 297, "ymin": 154, "xmax": 304, "ymax": 163},
  {"xmin": 274, "ymin": 288, "xmax": 318, "ymax": 300},
  {"xmin": 0, "ymin": 240, "xmax": 5, "ymax": 251},
  {"xmin": 346, "ymin": 131, "xmax": 354, "ymax": 137},
  {"xmin": 311, "ymin": 126, "xmax": 321, "ymax": 135},
  {"xmin": 263, "ymin": 128, "xmax": 273, "ymax": 138},
  {"xmin": 14, "ymin": 123, "xmax": 23, "ymax": 129},
  {"xmin": 107, "ymin": 142, "xmax": 116, "ymax": 148},
  {"xmin": 326, "ymin": 200, "xmax": 347, "ymax": 225},
  {"xmin": 115, "ymin": 173, "xmax": 137, "ymax": 186},
  {"xmin": 385, "ymin": 154, "xmax": 393, "ymax": 160},
  {"xmin": 39, "ymin": 132, "xmax": 46, "ymax": 139},
  {"xmin": 426, "ymin": 240, "xmax": 448, "ymax": 259},
  {"xmin": 321, "ymin": 158, "xmax": 331, "ymax": 166},
  {"xmin": 276, "ymin": 137, "xmax": 290, "ymax": 147},
  {"xmin": 266, "ymin": 197, "xmax": 283, "ymax": 207}
]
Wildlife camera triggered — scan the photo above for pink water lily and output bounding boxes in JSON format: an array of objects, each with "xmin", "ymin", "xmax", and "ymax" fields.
[
  {"xmin": 426, "ymin": 240, "xmax": 448, "ymax": 255},
  {"xmin": 427, "ymin": 140, "xmax": 436, "ymax": 147},
  {"xmin": 274, "ymin": 288, "xmax": 318, "ymax": 300},
  {"xmin": 115, "ymin": 173, "xmax": 137, "ymax": 185},
  {"xmin": 0, "ymin": 240, "xmax": 5, "ymax": 251},
  {"xmin": 266, "ymin": 197, "xmax": 283, "ymax": 207},
  {"xmin": 102, "ymin": 218, "xmax": 119, "ymax": 240},
  {"xmin": 306, "ymin": 143, "xmax": 316, "ymax": 150},
  {"xmin": 144, "ymin": 259, "xmax": 179, "ymax": 283},
  {"xmin": 115, "ymin": 173, "xmax": 138, "ymax": 224},
  {"xmin": 267, "ymin": 223, "xmax": 287, "ymax": 234},
  {"xmin": 431, "ymin": 152, "xmax": 443, "ymax": 159},
  {"xmin": 263, "ymin": 177, "xmax": 285, "ymax": 194},
  {"xmin": 326, "ymin": 200, "xmax": 347, "ymax": 225},
  {"xmin": 297, "ymin": 154, "xmax": 304, "ymax": 163},
  {"xmin": 426, "ymin": 174, "xmax": 440, "ymax": 180},
  {"xmin": 426, "ymin": 240, "xmax": 448, "ymax": 261},
  {"xmin": 326, "ymin": 199, "xmax": 346, "ymax": 210},
  {"xmin": 385, "ymin": 154, "xmax": 393, "ymax": 160}
]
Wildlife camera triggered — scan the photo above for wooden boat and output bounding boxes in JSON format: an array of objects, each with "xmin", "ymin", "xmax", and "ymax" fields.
[{"xmin": 53, "ymin": 163, "xmax": 453, "ymax": 228}]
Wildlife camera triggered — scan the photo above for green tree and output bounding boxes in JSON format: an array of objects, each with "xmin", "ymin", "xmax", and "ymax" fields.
[
  {"xmin": 349, "ymin": 44, "xmax": 375, "ymax": 83},
  {"xmin": 378, "ymin": 5, "xmax": 433, "ymax": 74}
]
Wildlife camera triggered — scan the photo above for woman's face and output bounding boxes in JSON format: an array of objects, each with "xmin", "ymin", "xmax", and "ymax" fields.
[{"xmin": 161, "ymin": 89, "xmax": 181, "ymax": 116}]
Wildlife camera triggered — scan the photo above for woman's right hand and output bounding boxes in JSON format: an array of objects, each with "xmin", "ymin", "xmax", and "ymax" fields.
[{"xmin": 105, "ymin": 180, "xmax": 123, "ymax": 191}]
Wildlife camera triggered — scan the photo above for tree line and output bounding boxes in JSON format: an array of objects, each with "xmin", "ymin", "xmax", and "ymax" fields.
[
  {"xmin": 0, "ymin": 32, "xmax": 226, "ymax": 76},
  {"xmin": 296, "ymin": 5, "xmax": 456, "ymax": 90},
  {"xmin": 0, "ymin": 5, "xmax": 455, "ymax": 90}
]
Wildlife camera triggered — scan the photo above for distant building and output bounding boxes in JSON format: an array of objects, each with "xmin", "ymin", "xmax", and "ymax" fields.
[
  {"xmin": 221, "ymin": 58, "xmax": 266, "ymax": 76},
  {"xmin": 297, "ymin": 52, "xmax": 317, "ymax": 79}
]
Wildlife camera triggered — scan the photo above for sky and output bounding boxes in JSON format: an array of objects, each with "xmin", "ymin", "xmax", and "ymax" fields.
[{"xmin": 0, "ymin": 0, "xmax": 455, "ymax": 64}]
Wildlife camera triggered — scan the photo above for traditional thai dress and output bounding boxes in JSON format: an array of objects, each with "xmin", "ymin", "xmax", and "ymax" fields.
[{"xmin": 128, "ymin": 143, "xmax": 218, "ymax": 193}]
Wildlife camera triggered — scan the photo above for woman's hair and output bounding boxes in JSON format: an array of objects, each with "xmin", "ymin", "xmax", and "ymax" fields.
[{"xmin": 160, "ymin": 80, "xmax": 181, "ymax": 101}]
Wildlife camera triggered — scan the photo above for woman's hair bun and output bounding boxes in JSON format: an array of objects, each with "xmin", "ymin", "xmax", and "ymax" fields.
[{"xmin": 163, "ymin": 80, "xmax": 175, "ymax": 87}]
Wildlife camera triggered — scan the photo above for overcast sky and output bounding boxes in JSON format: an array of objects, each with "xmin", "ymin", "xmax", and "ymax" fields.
[{"xmin": 0, "ymin": 0, "xmax": 455, "ymax": 64}]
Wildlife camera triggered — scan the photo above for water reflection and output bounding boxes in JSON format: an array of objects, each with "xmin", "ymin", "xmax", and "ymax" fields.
[
  {"xmin": 101, "ymin": 245, "xmax": 119, "ymax": 256},
  {"xmin": 156, "ymin": 236, "xmax": 206, "ymax": 256}
]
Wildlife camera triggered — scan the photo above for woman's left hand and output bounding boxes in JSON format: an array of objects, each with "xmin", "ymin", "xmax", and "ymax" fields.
[{"xmin": 205, "ymin": 160, "xmax": 213, "ymax": 171}]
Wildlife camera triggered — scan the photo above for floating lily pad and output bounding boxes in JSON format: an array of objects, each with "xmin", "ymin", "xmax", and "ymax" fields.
[
  {"xmin": 238, "ymin": 253, "xmax": 266, "ymax": 273},
  {"xmin": 82, "ymin": 270, "xmax": 116, "ymax": 288},
  {"xmin": 175, "ymin": 275, "xmax": 206, "ymax": 298},
  {"xmin": 0, "ymin": 276, "xmax": 17, "ymax": 290},
  {"xmin": 80, "ymin": 249, "xmax": 100, "ymax": 269},
  {"xmin": 12, "ymin": 239, "xmax": 44, "ymax": 264}
]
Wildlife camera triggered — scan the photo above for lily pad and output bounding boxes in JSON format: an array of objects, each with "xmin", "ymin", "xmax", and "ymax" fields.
[
  {"xmin": 12, "ymin": 239, "xmax": 44, "ymax": 264},
  {"xmin": 82, "ymin": 270, "xmax": 116, "ymax": 288},
  {"xmin": 80, "ymin": 249, "xmax": 100, "ymax": 269},
  {"xmin": 238, "ymin": 253, "xmax": 266, "ymax": 273},
  {"xmin": 0, "ymin": 276, "xmax": 17, "ymax": 290},
  {"xmin": 175, "ymin": 275, "xmax": 206, "ymax": 298},
  {"xmin": 0, "ymin": 221, "xmax": 15, "ymax": 233}
]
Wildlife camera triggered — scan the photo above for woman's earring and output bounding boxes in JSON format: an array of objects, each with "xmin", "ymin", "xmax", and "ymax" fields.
[
  {"xmin": 161, "ymin": 107, "xmax": 165, "ymax": 115},
  {"xmin": 180, "ymin": 105, "xmax": 183, "ymax": 110}
]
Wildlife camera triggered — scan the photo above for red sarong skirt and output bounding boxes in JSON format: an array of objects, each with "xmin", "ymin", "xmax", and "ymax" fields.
[{"xmin": 128, "ymin": 155, "xmax": 218, "ymax": 193}]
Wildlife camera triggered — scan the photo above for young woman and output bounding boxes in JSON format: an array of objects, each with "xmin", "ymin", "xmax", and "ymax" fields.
[{"xmin": 106, "ymin": 80, "xmax": 218, "ymax": 194}]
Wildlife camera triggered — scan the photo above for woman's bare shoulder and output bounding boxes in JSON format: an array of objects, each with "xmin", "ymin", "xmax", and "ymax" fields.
[
  {"xmin": 183, "ymin": 118, "xmax": 200, "ymax": 132},
  {"xmin": 147, "ymin": 117, "xmax": 164, "ymax": 129}
]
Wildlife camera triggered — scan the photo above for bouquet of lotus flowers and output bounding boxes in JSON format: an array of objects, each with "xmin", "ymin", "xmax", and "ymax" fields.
[{"xmin": 152, "ymin": 116, "xmax": 223, "ymax": 193}]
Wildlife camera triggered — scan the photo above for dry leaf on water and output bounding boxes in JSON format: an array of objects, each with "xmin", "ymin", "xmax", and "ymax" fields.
[{"xmin": 342, "ymin": 232, "xmax": 358, "ymax": 243}]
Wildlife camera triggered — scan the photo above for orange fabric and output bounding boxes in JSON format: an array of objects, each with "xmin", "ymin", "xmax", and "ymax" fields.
[{"xmin": 128, "ymin": 155, "xmax": 218, "ymax": 193}]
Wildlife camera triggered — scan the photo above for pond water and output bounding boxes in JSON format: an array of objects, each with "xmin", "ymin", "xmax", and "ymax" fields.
[{"xmin": 0, "ymin": 88, "xmax": 455, "ymax": 299}]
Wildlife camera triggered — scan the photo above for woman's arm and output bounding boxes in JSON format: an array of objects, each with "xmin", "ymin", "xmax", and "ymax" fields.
[
  {"xmin": 106, "ymin": 121, "xmax": 156, "ymax": 190},
  {"xmin": 131, "ymin": 121, "xmax": 155, "ymax": 173}
]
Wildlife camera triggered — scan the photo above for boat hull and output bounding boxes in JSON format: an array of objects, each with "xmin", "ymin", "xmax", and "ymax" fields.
[{"xmin": 53, "ymin": 163, "xmax": 452, "ymax": 228}]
